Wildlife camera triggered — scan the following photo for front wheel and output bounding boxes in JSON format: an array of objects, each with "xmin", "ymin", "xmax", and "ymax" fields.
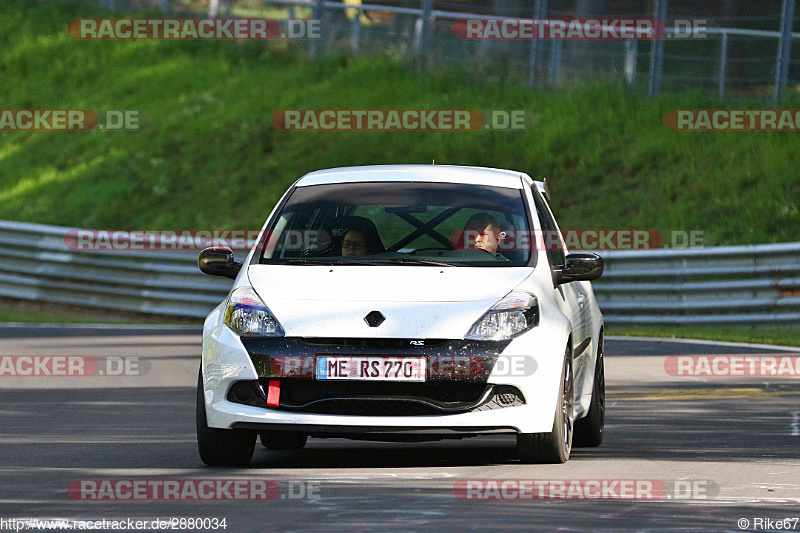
[
  {"xmin": 196, "ymin": 367, "xmax": 255, "ymax": 466},
  {"xmin": 517, "ymin": 345, "xmax": 574, "ymax": 464}
]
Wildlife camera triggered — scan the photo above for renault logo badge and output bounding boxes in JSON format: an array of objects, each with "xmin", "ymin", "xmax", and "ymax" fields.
[{"xmin": 364, "ymin": 311, "xmax": 385, "ymax": 327}]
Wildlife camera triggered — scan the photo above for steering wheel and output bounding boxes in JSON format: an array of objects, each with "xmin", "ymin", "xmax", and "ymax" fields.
[
  {"xmin": 298, "ymin": 242, "xmax": 335, "ymax": 258},
  {"xmin": 472, "ymin": 247, "xmax": 500, "ymax": 258}
]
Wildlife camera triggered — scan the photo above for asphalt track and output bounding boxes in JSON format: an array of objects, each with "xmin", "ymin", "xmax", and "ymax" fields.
[{"xmin": 0, "ymin": 325, "xmax": 798, "ymax": 532}]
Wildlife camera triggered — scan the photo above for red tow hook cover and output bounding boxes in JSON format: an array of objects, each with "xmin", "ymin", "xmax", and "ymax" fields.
[{"xmin": 266, "ymin": 379, "xmax": 280, "ymax": 407}]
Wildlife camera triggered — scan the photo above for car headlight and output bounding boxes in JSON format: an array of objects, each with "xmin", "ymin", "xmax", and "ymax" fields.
[
  {"xmin": 223, "ymin": 287, "xmax": 285, "ymax": 337},
  {"xmin": 465, "ymin": 291, "xmax": 539, "ymax": 341}
]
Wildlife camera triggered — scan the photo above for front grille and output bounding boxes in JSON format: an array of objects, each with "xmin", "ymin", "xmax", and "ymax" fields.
[
  {"xmin": 245, "ymin": 379, "xmax": 526, "ymax": 416},
  {"xmin": 262, "ymin": 379, "xmax": 488, "ymax": 409},
  {"xmin": 472, "ymin": 385, "xmax": 526, "ymax": 412},
  {"xmin": 227, "ymin": 381, "xmax": 267, "ymax": 408},
  {"xmin": 302, "ymin": 338, "xmax": 446, "ymax": 348},
  {"xmin": 296, "ymin": 399, "xmax": 446, "ymax": 416}
]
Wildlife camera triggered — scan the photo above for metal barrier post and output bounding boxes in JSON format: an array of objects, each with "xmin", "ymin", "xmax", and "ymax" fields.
[
  {"xmin": 548, "ymin": 39, "xmax": 562, "ymax": 85},
  {"xmin": 309, "ymin": 0, "xmax": 326, "ymax": 58},
  {"xmin": 527, "ymin": 0, "xmax": 548, "ymax": 87},
  {"xmin": 718, "ymin": 31, "xmax": 728, "ymax": 98},
  {"xmin": 648, "ymin": 0, "xmax": 667, "ymax": 96},
  {"xmin": 624, "ymin": 39, "xmax": 638, "ymax": 85},
  {"xmin": 416, "ymin": 0, "xmax": 434, "ymax": 58},
  {"xmin": 774, "ymin": 0, "xmax": 795, "ymax": 103},
  {"xmin": 351, "ymin": 12, "xmax": 362, "ymax": 54}
]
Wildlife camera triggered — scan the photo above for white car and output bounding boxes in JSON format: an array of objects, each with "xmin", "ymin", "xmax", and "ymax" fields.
[{"xmin": 196, "ymin": 165, "xmax": 605, "ymax": 465}]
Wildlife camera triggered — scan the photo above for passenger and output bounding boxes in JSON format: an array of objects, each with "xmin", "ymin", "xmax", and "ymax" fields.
[
  {"xmin": 341, "ymin": 229, "xmax": 369, "ymax": 256},
  {"xmin": 332, "ymin": 216, "xmax": 385, "ymax": 256},
  {"xmin": 463, "ymin": 213, "xmax": 502, "ymax": 256}
]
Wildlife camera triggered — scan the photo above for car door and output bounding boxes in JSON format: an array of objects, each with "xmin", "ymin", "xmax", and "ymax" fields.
[{"xmin": 529, "ymin": 185, "xmax": 593, "ymax": 398}]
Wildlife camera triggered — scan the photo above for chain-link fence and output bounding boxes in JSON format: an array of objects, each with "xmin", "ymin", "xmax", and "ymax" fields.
[{"xmin": 69, "ymin": 0, "xmax": 800, "ymax": 100}]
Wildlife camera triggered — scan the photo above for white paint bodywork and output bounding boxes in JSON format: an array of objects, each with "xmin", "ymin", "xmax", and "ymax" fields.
[{"xmin": 201, "ymin": 165, "xmax": 604, "ymax": 435}]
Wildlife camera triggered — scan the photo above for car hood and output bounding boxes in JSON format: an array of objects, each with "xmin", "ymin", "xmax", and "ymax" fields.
[
  {"xmin": 248, "ymin": 265, "xmax": 531, "ymax": 303},
  {"xmin": 246, "ymin": 265, "xmax": 532, "ymax": 338}
]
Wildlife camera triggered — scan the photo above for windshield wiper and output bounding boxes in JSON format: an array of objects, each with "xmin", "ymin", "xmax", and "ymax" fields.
[
  {"xmin": 286, "ymin": 257, "xmax": 458, "ymax": 267},
  {"xmin": 286, "ymin": 258, "xmax": 337, "ymax": 265},
  {"xmin": 286, "ymin": 258, "xmax": 395, "ymax": 266},
  {"xmin": 387, "ymin": 257, "xmax": 460, "ymax": 267}
]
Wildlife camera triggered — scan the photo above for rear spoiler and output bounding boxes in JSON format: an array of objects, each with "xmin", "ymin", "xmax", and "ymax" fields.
[{"xmin": 534, "ymin": 178, "xmax": 550, "ymax": 201}]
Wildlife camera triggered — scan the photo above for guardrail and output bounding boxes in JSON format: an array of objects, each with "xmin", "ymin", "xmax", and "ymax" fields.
[
  {"xmin": 0, "ymin": 220, "xmax": 232, "ymax": 318},
  {"xmin": 0, "ymin": 220, "xmax": 797, "ymax": 325},
  {"xmin": 595, "ymin": 244, "xmax": 800, "ymax": 325}
]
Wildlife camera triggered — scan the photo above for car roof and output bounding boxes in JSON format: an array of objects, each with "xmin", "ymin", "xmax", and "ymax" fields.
[{"xmin": 295, "ymin": 165, "xmax": 528, "ymax": 189}]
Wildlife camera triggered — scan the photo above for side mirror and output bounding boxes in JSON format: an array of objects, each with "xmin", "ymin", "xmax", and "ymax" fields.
[
  {"xmin": 556, "ymin": 253, "xmax": 604, "ymax": 285},
  {"xmin": 198, "ymin": 247, "xmax": 242, "ymax": 280}
]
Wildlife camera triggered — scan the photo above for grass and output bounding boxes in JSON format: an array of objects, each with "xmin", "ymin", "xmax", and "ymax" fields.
[
  {"xmin": 0, "ymin": 0, "xmax": 799, "ymax": 245},
  {"xmin": 608, "ymin": 326, "xmax": 800, "ymax": 349},
  {"xmin": 0, "ymin": 297, "xmax": 198, "ymax": 325}
]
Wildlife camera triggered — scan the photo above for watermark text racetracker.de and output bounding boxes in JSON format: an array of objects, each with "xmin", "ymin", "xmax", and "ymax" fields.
[
  {"xmin": 0, "ymin": 110, "xmax": 140, "ymax": 131},
  {"xmin": 665, "ymin": 355, "xmax": 800, "ymax": 377},
  {"xmin": 271, "ymin": 109, "xmax": 530, "ymax": 131},
  {"xmin": 64, "ymin": 229, "xmax": 261, "ymax": 252},
  {"xmin": 453, "ymin": 479, "xmax": 719, "ymax": 500},
  {"xmin": 63, "ymin": 228, "xmax": 707, "ymax": 252},
  {"xmin": 67, "ymin": 479, "xmax": 321, "ymax": 501},
  {"xmin": 453, "ymin": 228, "xmax": 705, "ymax": 251},
  {"xmin": 453, "ymin": 18, "xmax": 707, "ymax": 40},
  {"xmin": 454, "ymin": 18, "xmax": 665, "ymax": 40},
  {"xmin": 67, "ymin": 18, "xmax": 320, "ymax": 40},
  {"xmin": 0, "ymin": 356, "xmax": 148, "ymax": 378},
  {"xmin": 269, "ymin": 354, "xmax": 537, "ymax": 379},
  {"xmin": 665, "ymin": 109, "xmax": 800, "ymax": 131}
]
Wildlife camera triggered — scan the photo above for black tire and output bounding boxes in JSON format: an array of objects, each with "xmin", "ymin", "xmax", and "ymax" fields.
[
  {"xmin": 574, "ymin": 335, "xmax": 605, "ymax": 447},
  {"xmin": 196, "ymin": 368, "xmax": 255, "ymax": 466},
  {"xmin": 260, "ymin": 432, "xmax": 308, "ymax": 450},
  {"xmin": 517, "ymin": 345, "xmax": 574, "ymax": 464}
]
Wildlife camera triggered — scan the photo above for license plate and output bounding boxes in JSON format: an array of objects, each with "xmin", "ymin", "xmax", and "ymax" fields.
[{"xmin": 316, "ymin": 356, "xmax": 426, "ymax": 381}]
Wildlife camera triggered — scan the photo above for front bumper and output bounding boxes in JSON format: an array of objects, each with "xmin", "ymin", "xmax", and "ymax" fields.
[{"xmin": 201, "ymin": 307, "xmax": 569, "ymax": 435}]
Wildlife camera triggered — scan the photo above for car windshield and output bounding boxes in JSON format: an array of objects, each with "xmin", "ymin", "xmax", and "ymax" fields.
[{"xmin": 258, "ymin": 181, "xmax": 533, "ymax": 267}]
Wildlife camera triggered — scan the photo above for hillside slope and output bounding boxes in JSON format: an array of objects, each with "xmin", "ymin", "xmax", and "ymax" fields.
[{"xmin": 1, "ymin": 0, "xmax": 798, "ymax": 244}]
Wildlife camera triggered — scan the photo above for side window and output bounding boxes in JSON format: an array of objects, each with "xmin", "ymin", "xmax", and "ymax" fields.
[{"xmin": 532, "ymin": 189, "xmax": 566, "ymax": 269}]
